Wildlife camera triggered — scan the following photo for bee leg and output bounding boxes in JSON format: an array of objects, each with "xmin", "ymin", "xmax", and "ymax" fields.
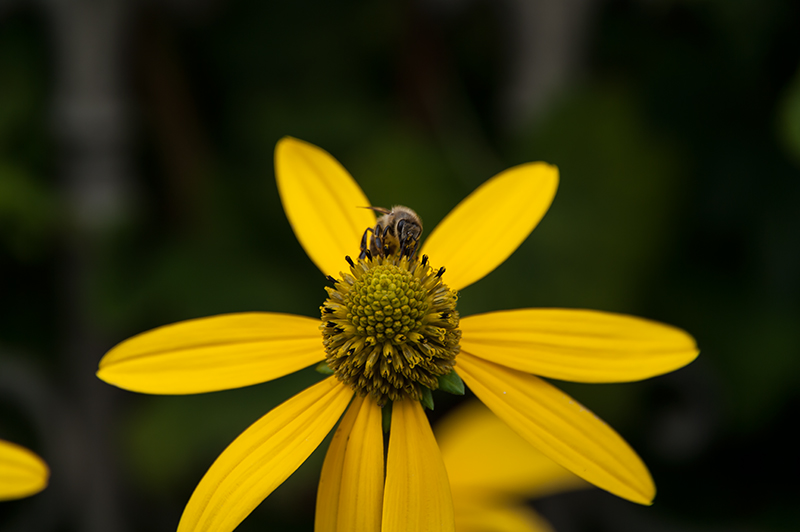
[
  {"xmin": 401, "ymin": 239, "xmax": 418, "ymax": 260},
  {"xmin": 397, "ymin": 220, "xmax": 413, "ymax": 258},
  {"xmin": 360, "ymin": 227, "xmax": 373, "ymax": 259},
  {"xmin": 375, "ymin": 226, "xmax": 390, "ymax": 257},
  {"xmin": 396, "ymin": 220, "xmax": 407, "ymax": 257}
]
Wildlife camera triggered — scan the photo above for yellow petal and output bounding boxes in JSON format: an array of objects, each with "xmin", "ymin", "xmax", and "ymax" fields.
[
  {"xmin": 437, "ymin": 401, "xmax": 585, "ymax": 500},
  {"xmin": 316, "ymin": 398, "xmax": 361, "ymax": 532},
  {"xmin": 275, "ymin": 137, "xmax": 376, "ymax": 276},
  {"xmin": 0, "ymin": 440, "xmax": 49, "ymax": 501},
  {"xmin": 316, "ymin": 396, "xmax": 384, "ymax": 532},
  {"xmin": 421, "ymin": 162, "xmax": 558, "ymax": 291},
  {"xmin": 383, "ymin": 399, "xmax": 455, "ymax": 532},
  {"xmin": 456, "ymin": 353, "xmax": 655, "ymax": 505},
  {"xmin": 460, "ymin": 309, "xmax": 698, "ymax": 382},
  {"xmin": 454, "ymin": 500, "xmax": 555, "ymax": 532},
  {"xmin": 178, "ymin": 377, "xmax": 353, "ymax": 532},
  {"xmin": 97, "ymin": 313, "xmax": 324, "ymax": 394}
]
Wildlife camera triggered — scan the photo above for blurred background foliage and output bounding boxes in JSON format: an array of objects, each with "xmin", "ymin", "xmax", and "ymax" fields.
[{"xmin": 1, "ymin": 0, "xmax": 799, "ymax": 531}]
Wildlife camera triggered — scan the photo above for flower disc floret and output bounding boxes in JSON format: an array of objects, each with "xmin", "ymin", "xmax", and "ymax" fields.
[{"xmin": 320, "ymin": 254, "xmax": 461, "ymax": 405}]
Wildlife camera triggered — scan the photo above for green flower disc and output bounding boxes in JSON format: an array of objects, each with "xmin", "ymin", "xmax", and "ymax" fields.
[{"xmin": 320, "ymin": 254, "xmax": 461, "ymax": 405}]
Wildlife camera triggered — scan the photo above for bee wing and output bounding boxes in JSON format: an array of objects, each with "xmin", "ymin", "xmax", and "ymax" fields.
[{"xmin": 363, "ymin": 206, "xmax": 392, "ymax": 215}]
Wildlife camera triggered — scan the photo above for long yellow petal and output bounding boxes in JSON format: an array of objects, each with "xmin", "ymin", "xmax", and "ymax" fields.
[
  {"xmin": 178, "ymin": 377, "xmax": 353, "ymax": 532},
  {"xmin": 338, "ymin": 397, "xmax": 384, "ymax": 532},
  {"xmin": 316, "ymin": 396, "xmax": 384, "ymax": 532},
  {"xmin": 275, "ymin": 137, "xmax": 376, "ymax": 276},
  {"xmin": 315, "ymin": 398, "xmax": 362, "ymax": 532},
  {"xmin": 454, "ymin": 500, "xmax": 555, "ymax": 532},
  {"xmin": 421, "ymin": 162, "xmax": 558, "ymax": 291},
  {"xmin": 460, "ymin": 309, "xmax": 698, "ymax": 383},
  {"xmin": 456, "ymin": 353, "xmax": 655, "ymax": 505},
  {"xmin": 317, "ymin": 395, "xmax": 384, "ymax": 532},
  {"xmin": 0, "ymin": 440, "xmax": 49, "ymax": 501},
  {"xmin": 97, "ymin": 313, "xmax": 324, "ymax": 394},
  {"xmin": 383, "ymin": 399, "xmax": 455, "ymax": 532},
  {"xmin": 437, "ymin": 401, "xmax": 585, "ymax": 500}
]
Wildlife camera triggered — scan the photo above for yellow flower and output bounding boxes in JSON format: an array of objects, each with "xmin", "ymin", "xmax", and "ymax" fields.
[
  {"xmin": 0, "ymin": 440, "xmax": 49, "ymax": 501},
  {"xmin": 437, "ymin": 400, "xmax": 587, "ymax": 532},
  {"xmin": 97, "ymin": 137, "xmax": 698, "ymax": 532}
]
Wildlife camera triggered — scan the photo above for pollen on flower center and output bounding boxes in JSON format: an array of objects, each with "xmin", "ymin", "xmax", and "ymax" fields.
[{"xmin": 320, "ymin": 254, "xmax": 461, "ymax": 406}]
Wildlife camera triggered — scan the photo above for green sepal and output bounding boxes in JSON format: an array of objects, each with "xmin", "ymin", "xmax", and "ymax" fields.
[
  {"xmin": 437, "ymin": 370, "xmax": 465, "ymax": 395},
  {"xmin": 382, "ymin": 402, "xmax": 392, "ymax": 433},
  {"xmin": 420, "ymin": 386, "xmax": 434, "ymax": 411},
  {"xmin": 315, "ymin": 361, "xmax": 334, "ymax": 375}
]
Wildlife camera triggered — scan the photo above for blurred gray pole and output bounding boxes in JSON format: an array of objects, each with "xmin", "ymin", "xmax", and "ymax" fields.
[
  {"xmin": 45, "ymin": 0, "xmax": 134, "ymax": 531},
  {"xmin": 423, "ymin": 0, "xmax": 598, "ymax": 131},
  {"xmin": 499, "ymin": 0, "xmax": 597, "ymax": 131},
  {"xmin": 48, "ymin": 0, "xmax": 135, "ymax": 232}
]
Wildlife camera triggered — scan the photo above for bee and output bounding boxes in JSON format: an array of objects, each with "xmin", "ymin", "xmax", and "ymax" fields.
[{"xmin": 359, "ymin": 205, "xmax": 423, "ymax": 260}]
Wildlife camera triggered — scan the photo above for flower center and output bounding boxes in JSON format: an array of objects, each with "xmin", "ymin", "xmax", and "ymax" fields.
[{"xmin": 320, "ymin": 254, "xmax": 461, "ymax": 405}]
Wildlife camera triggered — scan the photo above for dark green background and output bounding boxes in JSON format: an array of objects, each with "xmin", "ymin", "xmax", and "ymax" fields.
[{"xmin": 2, "ymin": 0, "xmax": 799, "ymax": 531}]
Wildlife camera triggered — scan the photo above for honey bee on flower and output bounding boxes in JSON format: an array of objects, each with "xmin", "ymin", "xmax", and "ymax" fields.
[
  {"xmin": 360, "ymin": 205, "xmax": 423, "ymax": 259},
  {"xmin": 97, "ymin": 137, "xmax": 699, "ymax": 532}
]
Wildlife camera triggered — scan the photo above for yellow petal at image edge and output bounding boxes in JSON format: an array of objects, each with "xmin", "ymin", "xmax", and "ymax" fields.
[
  {"xmin": 275, "ymin": 137, "xmax": 376, "ymax": 276},
  {"xmin": 316, "ymin": 397, "xmax": 361, "ymax": 532},
  {"xmin": 460, "ymin": 309, "xmax": 699, "ymax": 383},
  {"xmin": 97, "ymin": 313, "xmax": 325, "ymax": 394},
  {"xmin": 454, "ymin": 501, "xmax": 556, "ymax": 532},
  {"xmin": 456, "ymin": 352, "xmax": 655, "ymax": 505},
  {"xmin": 437, "ymin": 401, "xmax": 586, "ymax": 499},
  {"xmin": 382, "ymin": 399, "xmax": 455, "ymax": 532},
  {"xmin": 316, "ymin": 395, "xmax": 384, "ymax": 532},
  {"xmin": 0, "ymin": 440, "xmax": 49, "ymax": 501},
  {"xmin": 177, "ymin": 377, "xmax": 353, "ymax": 532},
  {"xmin": 421, "ymin": 161, "xmax": 558, "ymax": 292}
]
